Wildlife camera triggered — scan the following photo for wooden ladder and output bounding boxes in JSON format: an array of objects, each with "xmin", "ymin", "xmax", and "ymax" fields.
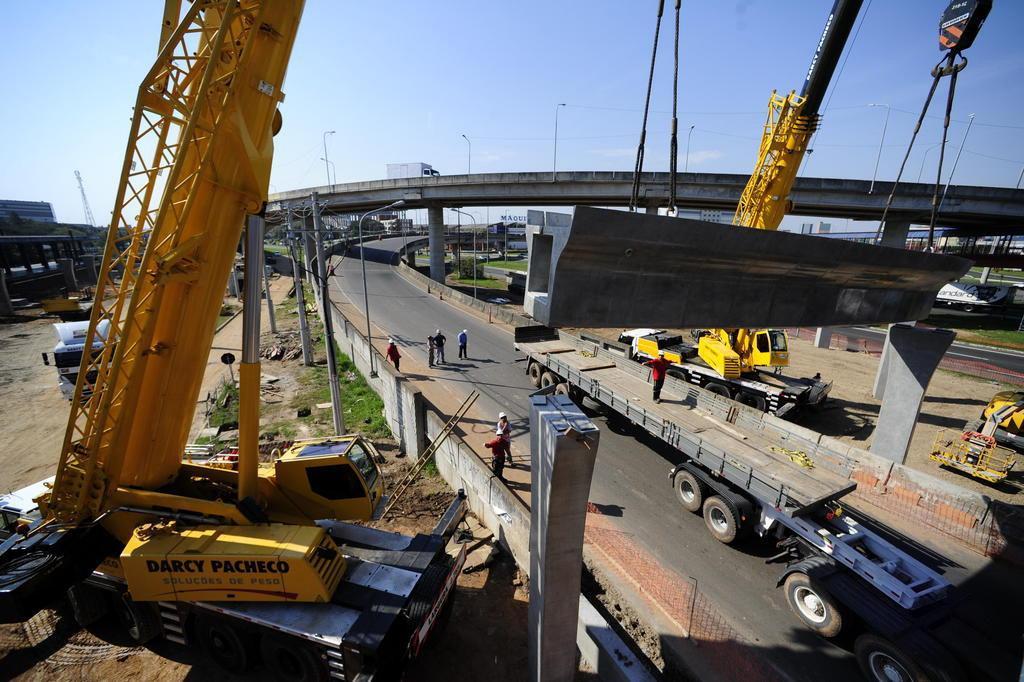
[{"xmin": 379, "ymin": 391, "xmax": 479, "ymax": 519}]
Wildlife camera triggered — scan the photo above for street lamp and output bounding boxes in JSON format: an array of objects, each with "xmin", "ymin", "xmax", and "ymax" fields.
[
  {"xmin": 320, "ymin": 157, "xmax": 336, "ymax": 187},
  {"xmin": 461, "ymin": 134, "xmax": 471, "ymax": 174},
  {"xmin": 358, "ymin": 199, "xmax": 405, "ymax": 377},
  {"xmin": 322, "ymin": 130, "xmax": 336, "ymax": 191},
  {"xmin": 917, "ymin": 143, "xmax": 944, "ymax": 183},
  {"xmin": 552, "ymin": 103, "xmax": 566, "ymax": 181},
  {"xmin": 684, "ymin": 124, "xmax": 695, "ymax": 173},
  {"xmin": 868, "ymin": 103, "xmax": 890, "ymax": 194},
  {"xmin": 939, "ymin": 113, "xmax": 974, "ymax": 211},
  {"xmin": 451, "ymin": 208, "xmax": 478, "ymax": 299}
]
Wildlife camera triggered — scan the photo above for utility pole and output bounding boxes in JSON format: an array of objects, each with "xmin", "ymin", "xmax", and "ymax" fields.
[
  {"xmin": 312, "ymin": 192, "xmax": 345, "ymax": 435},
  {"xmin": 287, "ymin": 212, "xmax": 314, "ymax": 366},
  {"xmin": 262, "ymin": 257, "xmax": 278, "ymax": 334}
]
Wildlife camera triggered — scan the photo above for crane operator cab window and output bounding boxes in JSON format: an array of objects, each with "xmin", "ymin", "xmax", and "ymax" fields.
[
  {"xmin": 753, "ymin": 329, "xmax": 790, "ymax": 368},
  {"xmin": 274, "ymin": 437, "xmax": 383, "ymax": 522}
]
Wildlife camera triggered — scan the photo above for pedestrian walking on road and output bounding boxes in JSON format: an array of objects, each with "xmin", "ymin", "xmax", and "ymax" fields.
[
  {"xmin": 458, "ymin": 329, "xmax": 468, "ymax": 359},
  {"xmin": 434, "ymin": 329, "xmax": 447, "ymax": 364},
  {"xmin": 427, "ymin": 335, "xmax": 436, "ymax": 368},
  {"xmin": 644, "ymin": 350, "xmax": 672, "ymax": 403},
  {"xmin": 386, "ymin": 338, "xmax": 401, "ymax": 371},
  {"xmin": 495, "ymin": 412, "xmax": 513, "ymax": 466}
]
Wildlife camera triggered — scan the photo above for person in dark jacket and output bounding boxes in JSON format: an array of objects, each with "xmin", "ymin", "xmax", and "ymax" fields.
[
  {"xmin": 434, "ymin": 329, "xmax": 447, "ymax": 363},
  {"xmin": 427, "ymin": 335, "xmax": 435, "ymax": 368},
  {"xmin": 644, "ymin": 350, "xmax": 672, "ymax": 403},
  {"xmin": 457, "ymin": 329, "xmax": 468, "ymax": 359},
  {"xmin": 386, "ymin": 338, "xmax": 401, "ymax": 371}
]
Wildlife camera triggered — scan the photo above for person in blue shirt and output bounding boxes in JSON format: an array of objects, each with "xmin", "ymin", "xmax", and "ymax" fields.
[{"xmin": 457, "ymin": 329, "xmax": 468, "ymax": 359}]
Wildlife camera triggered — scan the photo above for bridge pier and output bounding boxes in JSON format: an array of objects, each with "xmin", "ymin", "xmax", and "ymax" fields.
[
  {"xmin": 879, "ymin": 219, "xmax": 910, "ymax": 248},
  {"xmin": 870, "ymin": 324, "xmax": 955, "ymax": 464},
  {"xmin": 427, "ymin": 205, "xmax": 445, "ymax": 283}
]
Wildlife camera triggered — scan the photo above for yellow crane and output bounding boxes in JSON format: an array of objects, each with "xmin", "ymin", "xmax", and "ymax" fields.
[{"xmin": 694, "ymin": 0, "xmax": 863, "ymax": 381}]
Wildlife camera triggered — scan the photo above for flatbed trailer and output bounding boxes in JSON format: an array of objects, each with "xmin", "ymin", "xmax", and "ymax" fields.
[
  {"xmin": 515, "ymin": 325, "xmax": 1010, "ymax": 682},
  {"xmin": 2, "ymin": 482, "xmax": 468, "ymax": 682}
]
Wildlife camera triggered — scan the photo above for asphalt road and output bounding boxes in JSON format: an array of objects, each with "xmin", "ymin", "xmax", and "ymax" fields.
[
  {"xmin": 332, "ymin": 238, "xmax": 865, "ymax": 681},
  {"xmin": 840, "ymin": 323, "xmax": 1024, "ymax": 374}
]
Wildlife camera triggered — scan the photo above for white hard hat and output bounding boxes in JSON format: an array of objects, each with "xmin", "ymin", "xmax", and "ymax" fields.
[
  {"xmin": 463, "ymin": 329, "xmax": 467, "ymax": 333},
  {"xmin": 499, "ymin": 412, "xmax": 507, "ymax": 419},
  {"xmin": 436, "ymin": 329, "xmax": 441, "ymax": 334},
  {"xmin": 658, "ymin": 350, "xmax": 665, "ymax": 356},
  {"xmin": 388, "ymin": 338, "xmax": 394, "ymax": 344}
]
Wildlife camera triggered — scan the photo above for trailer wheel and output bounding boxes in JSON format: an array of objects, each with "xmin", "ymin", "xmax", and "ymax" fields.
[
  {"xmin": 704, "ymin": 383, "xmax": 731, "ymax": 399},
  {"xmin": 197, "ymin": 616, "xmax": 254, "ymax": 673},
  {"xmin": 702, "ymin": 495, "xmax": 739, "ymax": 544},
  {"xmin": 783, "ymin": 573, "xmax": 843, "ymax": 638},
  {"xmin": 263, "ymin": 635, "xmax": 328, "ymax": 682},
  {"xmin": 114, "ymin": 593, "xmax": 162, "ymax": 644},
  {"xmin": 540, "ymin": 371, "xmax": 558, "ymax": 389},
  {"xmin": 554, "ymin": 382, "xmax": 571, "ymax": 397},
  {"xmin": 736, "ymin": 391, "xmax": 766, "ymax": 412},
  {"xmin": 854, "ymin": 634, "xmax": 929, "ymax": 682},
  {"xmin": 66, "ymin": 584, "xmax": 109, "ymax": 627},
  {"xmin": 673, "ymin": 470, "xmax": 707, "ymax": 513},
  {"xmin": 528, "ymin": 362, "xmax": 543, "ymax": 387}
]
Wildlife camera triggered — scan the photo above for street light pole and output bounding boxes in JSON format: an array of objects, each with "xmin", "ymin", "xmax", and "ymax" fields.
[
  {"xmin": 320, "ymin": 158, "xmax": 336, "ymax": 187},
  {"xmin": 461, "ymin": 134, "xmax": 471, "ymax": 174},
  {"xmin": 1017, "ymin": 165, "xmax": 1024, "ymax": 190},
  {"xmin": 322, "ymin": 130, "xmax": 336, "ymax": 191},
  {"xmin": 917, "ymin": 143, "xmax": 943, "ymax": 183},
  {"xmin": 868, "ymin": 103, "xmax": 890, "ymax": 194},
  {"xmin": 684, "ymin": 124, "xmax": 695, "ymax": 173},
  {"xmin": 939, "ymin": 113, "xmax": 974, "ymax": 211},
  {"xmin": 552, "ymin": 103, "xmax": 566, "ymax": 181},
  {"xmin": 358, "ymin": 199, "xmax": 405, "ymax": 378},
  {"xmin": 451, "ymin": 208, "xmax": 477, "ymax": 299}
]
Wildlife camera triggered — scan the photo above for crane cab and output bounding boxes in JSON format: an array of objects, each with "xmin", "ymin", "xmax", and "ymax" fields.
[
  {"xmin": 750, "ymin": 329, "xmax": 790, "ymax": 369},
  {"xmin": 270, "ymin": 436, "xmax": 385, "ymax": 522}
]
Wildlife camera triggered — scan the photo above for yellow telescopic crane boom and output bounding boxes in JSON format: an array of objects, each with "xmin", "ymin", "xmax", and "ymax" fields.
[{"xmin": 47, "ymin": 0, "xmax": 302, "ymax": 523}]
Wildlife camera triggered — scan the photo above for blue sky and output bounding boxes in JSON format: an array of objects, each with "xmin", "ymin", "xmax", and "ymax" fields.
[{"xmin": 2, "ymin": 1, "xmax": 1022, "ymax": 231}]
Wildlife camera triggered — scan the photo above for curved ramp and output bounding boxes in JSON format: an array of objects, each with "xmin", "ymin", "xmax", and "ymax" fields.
[{"xmin": 525, "ymin": 207, "xmax": 972, "ymax": 329}]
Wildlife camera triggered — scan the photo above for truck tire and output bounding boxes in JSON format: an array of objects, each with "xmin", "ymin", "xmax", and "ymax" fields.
[
  {"xmin": 554, "ymin": 382, "xmax": 571, "ymax": 397},
  {"xmin": 528, "ymin": 362, "xmax": 543, "ymax": 387},
  {"xmin": 674, "ymin": 470, "xmax": 707, "ymax": 513},
  {"xmin": 702, "ymin": 495, "xmax": 740, "ymax": 544},
  {"xmin": 263, "ymin": 635, "xmax": 329, "ymax": 682},
  {"xmin": 66, "ymin": 584, "xmax": 109, "ymax": 627},
  {"xmin": 783, "ymin": 572, "xmax": 843, "ymax": 638},
  {"xmin": 115, "ymin": 594, "xmax": 162, "ymax": 644},
  {"xmin": 736, "ymin": 391, "xmax": 766, "ymax": 412},
  {"xmin": 854, "ymin": 634, "xmax": 930, "ymax": 682},
  {"xmin": 197, "ymin": 616, "xmax": 254, "ymax": 674},
  {"xmin": 704, "ymin": 382, "xmax": 731, "ymax": 399},
  {"xmin": 540, "ymin": 371, "xmax": 558, "ymax": 389}
]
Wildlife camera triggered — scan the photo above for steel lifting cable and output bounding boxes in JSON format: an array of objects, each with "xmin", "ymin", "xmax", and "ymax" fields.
[
  {"xmin": 629, "ymin": 0, "xmax": 666, "ymax": 212},
  {"xmin": 874, "ymin": 51, "xmax": 967, "ymax": 249},
  {"xmin": 668, "ymin": 0, "xmax": 681, "ymax": 215}
]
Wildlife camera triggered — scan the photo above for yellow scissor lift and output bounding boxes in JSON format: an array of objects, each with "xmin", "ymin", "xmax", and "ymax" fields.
[{"xmin": 931, "ymin": 401, "xmax": 1019, "ymax": 484}]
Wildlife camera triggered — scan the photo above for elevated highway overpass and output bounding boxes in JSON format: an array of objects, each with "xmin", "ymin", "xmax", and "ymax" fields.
[{"xmin": 269, "ymin": 170, "xmax": 1024, "ymax": 233}]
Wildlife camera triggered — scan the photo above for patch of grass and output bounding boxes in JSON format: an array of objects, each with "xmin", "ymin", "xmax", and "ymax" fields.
[
  {"xmin": 450, "ymin": 276, "xmax": 506, "ymax": 290},
  {"xmin": 484, "ymin": 259, "xmax": 527, "ymax": 272},
  {"xmin": 923, "ymin": 312, "xmax": 1024, "ymax": 350},
  {"xmin": 264, "ymin": 243, "xmax": 289, "ymax": 255},
  {"xmin": 209, "ymin": 379, "xmax": 239, "ymax": 429},
  {"xmin": 421, "ymin": 456, "xmax": 439, "ymax": 477},
  {"xmin": 262, "ymin": 421, "xmax": 298, "ymax": 440},
  {"xmin": 290, "ymin": 346, "xmax": 390, "ymax": 439}
]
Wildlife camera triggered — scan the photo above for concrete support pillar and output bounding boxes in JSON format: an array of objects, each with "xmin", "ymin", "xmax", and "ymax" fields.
[
  {"xmin": 870, "ymin": 325, "xmax": 955, "ymax": 464},
  {"xmin": 227, "ymin": 268, "xmax": 240, "ymax": 298},
  {"xmin": 873, "ymin": 321, "xmax": 918, "ymax": 399},
  {"xmin": 83, "ymin": 255, "xmax": 99, "ymax": 284},
  {"xmin": 58, "ymin": 258, "xmax": 78, "ymax": 291},
  {"xmin": 528, "ymin": 394, "xmax": 600, "ymax": 682},
  {"xmin": 979, "ymin": 267, "xmax": 991, "ymax": 284},
  {"xmin": 38, "ymin": 245, "xmax": 51, "ymax": 270},
  {"xmin": 644, "ymin": 202, "xmax": 659, "ymax": 215},
  {"xmin": 427, "ymin": 205, "xmax": 445, "ymax": 283},
  {"xmin": 813, "ymin": 327, "xmax": 833, "ymax": 349},
  {"xmin": 0, "ymin": 274, "xmax": 13, "ymax": 317},
  {"xmin": 880, "ymin": 219, "xmax": 911, "ymax": 248}
]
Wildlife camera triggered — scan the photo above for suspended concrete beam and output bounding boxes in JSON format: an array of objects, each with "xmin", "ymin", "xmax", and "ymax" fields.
[
  {"xmin": 427, "ymin": 205, "xmax": 445, "ymax": 283},
  {"xmin": 870, "ymin": 325, "xmax": 955, "ymax": 464},
  {"xmin": 529, "ymin": 393, "xmax": 599, "ymax": 682},
  {"xmin": 525, "ymin": 207, "xmax": 971, "ymax": 330}
]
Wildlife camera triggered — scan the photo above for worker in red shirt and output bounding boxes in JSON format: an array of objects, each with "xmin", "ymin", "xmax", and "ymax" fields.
[
  {"xmin": 386, "ymin": 338, "xmax": 402, "ymax": 371},
  {"xmin": 644, "ymin": 350, "xmax": 672, "ymax": 403}
]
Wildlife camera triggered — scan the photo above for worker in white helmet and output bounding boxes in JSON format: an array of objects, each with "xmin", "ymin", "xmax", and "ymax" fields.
[
  {"xmin": 457, "ymin": 329, "xmax": 469, "ymax": 359},
  {"xmin": 433, "ymin": 328, "xmax": 447, "ymax": 364}
]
